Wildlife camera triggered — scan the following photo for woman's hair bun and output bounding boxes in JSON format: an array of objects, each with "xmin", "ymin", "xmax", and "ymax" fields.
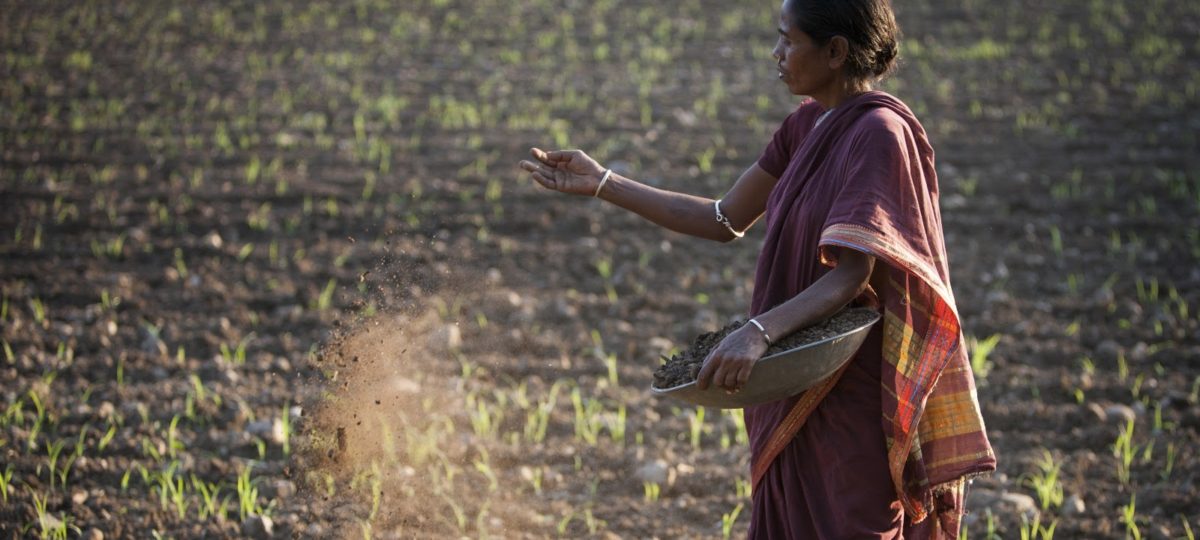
[{"xmin": 871, "ymin": 37, "xmax": 899, "ymax": 78}]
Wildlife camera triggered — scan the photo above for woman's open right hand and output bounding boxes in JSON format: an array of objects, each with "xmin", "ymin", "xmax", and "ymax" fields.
[{"xmin": 518, "ymin": 148, "xmax": 607, "ymax": 196}]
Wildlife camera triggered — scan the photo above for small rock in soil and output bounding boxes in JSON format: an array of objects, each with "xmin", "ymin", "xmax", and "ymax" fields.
[
  {"xmin": 242, "ymin": 515, "xmax": 274, "ymax": 538},
  {"xmin": 1104, "ymin": 404, "xmax": 1137, "ymax": 424},
  {"xmin": 635, "ymin": 459, "xmax": 669, "ymax": 485},
  {"xmin": 966, "ymin": 489, "xmax": 1039, "ymax": 523},
  {"xmin": 652, "ymin": 307, "xmax": 878, "ymax": 389},
  {"xmin": 264, "ymin": 479, "xmax": 297, "ymax": 500},
  {"xmin": 1062, "ymin": 493, "xmax": 1085, "ymax": 516},
  {"xmin": 245, "ymin": 418, "xmax": 286, "ymax": 445},
  {"xmin": 83, "ymin": 529, "xmax": 104, "ymax": 540},
  {"xmin": 1095, "ymin": 340, "xmax": 1122, "ymax": 363}
]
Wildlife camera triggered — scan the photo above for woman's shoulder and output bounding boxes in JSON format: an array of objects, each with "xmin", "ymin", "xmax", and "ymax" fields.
[
  {"xmin": 849, "ymin": 92, "xmax": 921, "ymax": 136},
  {"xmin": 853, "ymin": 105, "xmax": 908, "ymax": 133}
]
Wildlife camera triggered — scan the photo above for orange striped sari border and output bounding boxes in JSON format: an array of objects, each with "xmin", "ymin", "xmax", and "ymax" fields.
[{"xmin": 820, "ymin": 223, "xmax": 957, "ymax": 314}]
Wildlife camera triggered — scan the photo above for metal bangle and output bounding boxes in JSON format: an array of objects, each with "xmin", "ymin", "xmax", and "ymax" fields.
[
  {"xmin": 714, "ymin": 199, "xmax": 745, "ymax": 238},
  {"xmin": 594, "ymin": 169, "xmax": 613, "ymax": 197},
  {"xmin": 747, "ymin": 318, "xmax": 772, "ymax": 345}
]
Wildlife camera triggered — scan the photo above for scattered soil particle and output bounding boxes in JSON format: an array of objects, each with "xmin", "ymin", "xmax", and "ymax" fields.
[{"xmin": 652, "ymin": 307, "xmax": 879, "ymax": 389}]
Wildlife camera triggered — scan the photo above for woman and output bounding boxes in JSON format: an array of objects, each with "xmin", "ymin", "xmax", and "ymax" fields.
[{"xmin": 518, "ymin": 0, "xmax": 995, "ymax": 537}]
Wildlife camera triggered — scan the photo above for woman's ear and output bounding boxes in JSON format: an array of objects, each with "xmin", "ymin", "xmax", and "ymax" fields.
[{"xmin": 827, "ymin": 35, "xmax": 850, "ymax": 70}]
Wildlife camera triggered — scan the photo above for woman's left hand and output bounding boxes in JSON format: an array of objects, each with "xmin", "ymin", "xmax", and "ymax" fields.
[{"xmin": 696, "ymin": 323, "xmax": 770, "ymax": 392}]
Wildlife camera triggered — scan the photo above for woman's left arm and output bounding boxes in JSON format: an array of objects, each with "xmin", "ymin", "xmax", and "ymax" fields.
[{"xmin": 696, "ymin": 247, "xmax": 875, "ymax": 391}]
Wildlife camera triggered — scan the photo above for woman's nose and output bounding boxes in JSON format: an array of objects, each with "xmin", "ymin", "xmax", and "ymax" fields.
[{"xmin": 772, "ymin": 41, "xmax": 783, "ymax": 60}]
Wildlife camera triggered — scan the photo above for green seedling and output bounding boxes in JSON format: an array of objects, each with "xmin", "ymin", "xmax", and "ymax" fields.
[
  {"xmin": 1112, "ymin": 417, "xmax": 1137, "ymax": 486},
  {"xmin": 44, "ymin": 439, "xmax": 66, "ymax": 488},
  {"xmin": 591, "ymin": 330, "xmax": 620, "ymax": 387},
  {"xmin": 1021, "ymin": 450, "xmax": 1063, "ymax": 511},
  {"xmin": 722, "ymin": 502, "xmax": 744, "ymax": 539},
  {"xmin": 368, "ymin": 463, "xmax": 384, "ymax": 520},
  {"xmin": 0, "ymin": 464, "xmax": 12, "ymax": 503},
  {"xmin": 557, "ymin": 508, "xmax": 577, "ymax": 536},
  {"xmin": 968, "ymin": 334, "xmax": 1001, "ymax": 380},
  {"xmin": 473, "ymin": 456, "xmax": 498, "ymax": 493},
  {"xmin": 280, "ymin": 402, "xmax": 292, "ymax": 455},
  {"xmin": 594, "ymin": 257, "xmax": 618, "ymax": 303},
  {"xmin": 607, "ymin": 403, "xmax": 627, "ymax": 446},
  {"xmin": 643, "ymin": 481, "xmax": 660, "ymax": 502},
  {"xmin": 735, "ymin": 478, "xmax": 752, "ymax": 499},
  {"xmin": 141, "ymin": 435, "xmax": 163, "ymax": 462},
  {"xmin": 219, "ymin": 336, "xmax": 250, "ymax": 365},
  {"xmin": 192, "ymin": 474, "xmax": 224, "ymax": 520},
  {"xmin": 30, "ymin": 297, "xmax": 46, "ymax": 325},
  {"xmin": 1161, "ymin": 442, "xmax": 1175, "ymax": 482},
  {"xmin": 1018, "ymin": 513, "xmax": 1057, "ymax": 540},
  {"xmin": 688, "ymin": 406, "xmax": 707, "ymax": 452},
  {"xmin": 1120, "ymin": 494, "xmax": 1140, "ymax": 540},
  {"xmin": 525, "ymin": 466, "xmax": 544, "ymax": 495},
  {"xmin": 439, "ymin": 491, "xmax": 468, "ymax": 533},
  {"xmin": 570, "ymin": 387, "xmax": 604, "ymax": 446},
  {"xmin": 1048, "ymin": 225, "xmax": 1063, "ymax": 257},
  {"xmin": 466, "ymin": 391, "xmax": 502, "ymax": 439},
  {"xmin": 236, "ymin": 467, "xmax": 262, "ymax": 522},
  {"xmin": 315, "ymin": 278, "xmax": 337, "ymax": 311},
  {"xmin": 98, "ymin": 424, "xmax": 117, "ymax": 452}
]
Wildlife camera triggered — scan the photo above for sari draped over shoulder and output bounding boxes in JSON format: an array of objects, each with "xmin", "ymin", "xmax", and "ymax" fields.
[{"xmin": 745, "ymin": 91, "xmax": 995, "ymax": 538}]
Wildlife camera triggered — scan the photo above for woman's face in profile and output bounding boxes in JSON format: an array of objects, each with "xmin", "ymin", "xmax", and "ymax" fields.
[{"xmin": 772, "ymin": 1, "xmax": 835, "ymax": 98}]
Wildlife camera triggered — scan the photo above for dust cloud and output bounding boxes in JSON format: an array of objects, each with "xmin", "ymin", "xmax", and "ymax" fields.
[{"xmin": 291, "ymin": 257, "xmax": 545, "ymax": 538}]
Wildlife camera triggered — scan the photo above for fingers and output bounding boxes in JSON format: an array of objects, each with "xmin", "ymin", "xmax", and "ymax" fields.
[
  {"xmin": 530, "ymin": 147, "xmax": 570, "ymax": 166},
  {"xmin": 722, "ymin": 364, "xmax": 742, "ymax": 390},
  {"xmin": 735, "ymin": 361, "xmax": 753, "ymax": 387},
  {"xmin": 699, "ymin": 353, "xmax": 756, "ymax": 393},
  {"xmin": 699, "ymin": 354, "xmax": 744, "ymax": 392},
  {"xmin": 530, "ymin": 148, "xmax": 551, "ymax": 165},
  {"xmin": 519, "ymin": 159, "xmax": 558, "ymax": 190}
]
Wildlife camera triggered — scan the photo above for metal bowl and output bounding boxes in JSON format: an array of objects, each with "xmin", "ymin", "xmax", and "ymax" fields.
[{"xmin": 649, "ymin": 311, "xmax": 880, "ymax": 409}]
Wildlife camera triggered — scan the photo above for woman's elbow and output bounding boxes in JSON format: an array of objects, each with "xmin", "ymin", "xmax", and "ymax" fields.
[{"xmin": 837, "ymin": 252, "xmax": 876, "ymax": 296}]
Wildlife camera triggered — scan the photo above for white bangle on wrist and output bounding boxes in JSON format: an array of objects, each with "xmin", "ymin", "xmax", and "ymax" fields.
[
  {"xmin": 594, "ymin": 169, "xmax": 612, "ymax": 197},
  {"xmin": 747, "ymin": 318, "xmax": 772, "ymax": 345},
  {"xmin": 714, "ymin": 199, "xmax": 745, "ymax": 238}
]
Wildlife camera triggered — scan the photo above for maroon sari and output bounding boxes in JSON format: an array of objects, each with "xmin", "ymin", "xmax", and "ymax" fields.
[{"xmin": 744, "ymin": 92, "xmax": 995, "ymax": 538}]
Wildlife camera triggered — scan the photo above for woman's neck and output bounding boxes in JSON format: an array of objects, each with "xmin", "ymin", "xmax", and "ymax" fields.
[{"xmin": 813, "ymin": 79, "xmax": 871, "ymax": 110}]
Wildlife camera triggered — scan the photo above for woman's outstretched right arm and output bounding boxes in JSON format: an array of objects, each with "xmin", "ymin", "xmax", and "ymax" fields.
[{"xmin": 518, "ymin": 147, "xmax": 778, "ymax": 242}]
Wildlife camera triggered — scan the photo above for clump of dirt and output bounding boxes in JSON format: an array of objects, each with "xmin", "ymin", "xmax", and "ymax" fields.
[{"xmin": 652, "ymin": 307, "xmax": 879, "ymax": 389}]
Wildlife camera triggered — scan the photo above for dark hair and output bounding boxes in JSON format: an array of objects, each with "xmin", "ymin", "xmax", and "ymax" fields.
[{"xmin": 786, "ymin": 0, "xmax": 901, "ymax": 82}]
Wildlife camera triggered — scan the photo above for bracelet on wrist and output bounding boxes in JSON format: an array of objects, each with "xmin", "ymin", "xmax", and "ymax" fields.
[
  {"xmin": 714, "ymin": 199, "xmax": 745, "ymax": 238},
  {"xmin": 747, "ymin": 318, "xmax": 772, "ymax": 346},
  {"xmin": 594, "ymin": 169, "xmax": 613, "ymax": 197}
]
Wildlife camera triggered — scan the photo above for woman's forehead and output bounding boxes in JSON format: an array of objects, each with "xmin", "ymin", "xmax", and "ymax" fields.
[{"xmin": 778, "ymin": 0, "xmax": 799, "ymax": 32}]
